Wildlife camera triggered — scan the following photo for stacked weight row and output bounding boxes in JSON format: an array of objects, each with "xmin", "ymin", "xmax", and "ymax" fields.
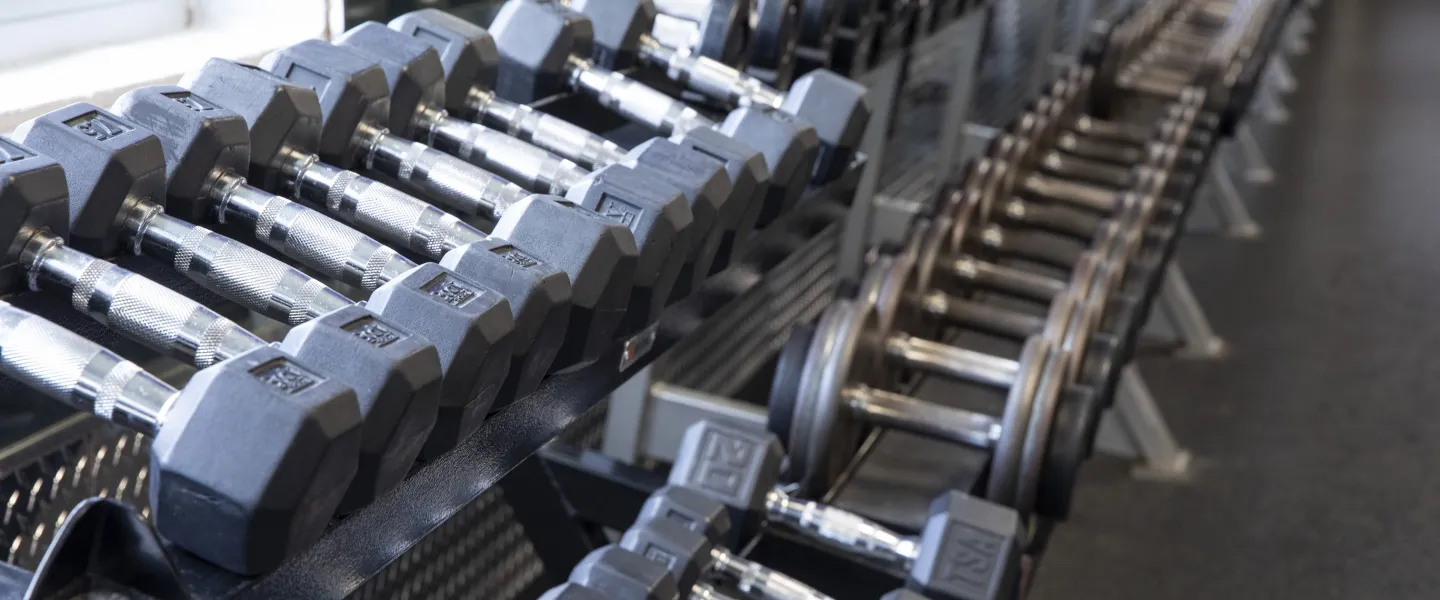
[{"xmin": 0, "ymin": 0, "xmax": 872, "ymax": 578}]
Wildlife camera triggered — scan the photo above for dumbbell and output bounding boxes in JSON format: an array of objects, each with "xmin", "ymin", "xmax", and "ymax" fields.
[
  {"xmin": 332, "ymin": 23, "xmax": 735, "ymax": 300},
  {"xmin": 830, "ymin": 0, "xmax": 880, "ymax": 75},
  {"xmin": 0, "ymin": 300, "xmax": 362, "ymax": 575},
  {"xmin": 668, "ymin": 420, "xmax": 1025, "ymax": 600},
  {"xmin": 2, "ymin": 134, "xmax": 442, "ymax": 511},
  {"xmin": 258, "ymin": 40, "xmax": 679, "ymax": 337},
  {"xmin": 484, "ymin": 0, "xmax": 827, "ymax": 222},
  {"xmin": 385, "ymin": 10, "xmax": 773, "ymax": 271},
  {"xmin": 555, "ymin": 0, "xmax": 871, "ymax": 183},
  {"xmin": 622, "ymin": 487, "xmax": 833, "ymax": 599},
  {"xmin": 17, "ymin": 104, "xmax": 518, "ymax": 460},
  {"xmin": 179, "ymin": 59, "xmax": 636, "ymax": 373},
  {"xmin": 540, "ymin": 583, "xmax": 608, "ymax": 599},
  {"xmin": 570, "ymin": 545, "xmax": 736, "ymax": 599}
]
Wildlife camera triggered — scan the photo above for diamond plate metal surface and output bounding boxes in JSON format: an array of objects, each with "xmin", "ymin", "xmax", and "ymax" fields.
[{"xmin": 0, "ymin": 421, "xmax": 150, "ymax": 571}]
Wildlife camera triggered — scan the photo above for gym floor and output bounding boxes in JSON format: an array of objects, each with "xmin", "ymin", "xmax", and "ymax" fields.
[{"xmin": 1030, "ymin": 0, "xmax": 1440, "ymax": 597}]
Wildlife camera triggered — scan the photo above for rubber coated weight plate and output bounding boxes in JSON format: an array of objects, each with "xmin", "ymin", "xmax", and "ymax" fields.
[
  {"xmin": 1013, "ymin": 343, "xmax": 1073, "ymax": 516},
  {"xmin": 768, "ymin": 321, "xmax": 816, "ymax": 449},
  {"xmin": 748, "ymin": 0, "xmax": 801, "ymax": 87},
  {"xmin": 789, "ymin": 299, "xmax": 879, "ymax": 495},
  {"xmin": 985, "ymin": 335, "xmax": 1051, "ymax": 507}
]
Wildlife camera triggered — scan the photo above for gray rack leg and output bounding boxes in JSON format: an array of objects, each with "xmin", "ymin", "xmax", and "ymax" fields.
[
  {"xmin": 1255, "ymin": 82, "xmax": 1292, "ymax": 125},
  {"xmin": 1197, "ymin": 151, "xmax": 1264, "ymax": 239},
  {"xmin": 1094, "ymin": 365, "xmax": 1194, "ymax": 480},
  {"xmin": 1236, "ymin": 123, "xmax": 1275, "ymax": 185},
  {"xmin": 1267, "ymin": 54, "xmax": 1298, "ymax": 95},
  {"xmin": 1159, "ymin": 263, "xmax": 1229, "ymax": 359}
]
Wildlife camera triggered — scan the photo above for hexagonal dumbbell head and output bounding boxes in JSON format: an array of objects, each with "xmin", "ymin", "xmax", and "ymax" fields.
[
  {"xmin": 620, "ymin": 516, "xmax": 719, "ymax": 591},
  {"xmin": 668, "ymin": 419, "xmax": 785, "ymax": 547},
  {"xmin": 13, "ymin": 104, "xmax": 167, "ymax": 258},
  {"xmin": 276, "ymin": 305, "xmax": 443, "ymax": 511},
  {"xmin": 567, "ymin": 0, "xmax": 657, "ymax": 69},
  {"xmin": 335, "ymin": 22, "xmax": 449, "ymax": 139},
  {"xmin": 0, "ymin": 137, "xmax": 68, "ymax": 293},
  {"xmin": 488, "ymin": 0, "xmax": 595, "ymax": 103},
  {"xmin": 880, "ymin": 589, "xmax": 930, "ymax": 600},
  {"xmin": 782, "ymin": 69, "xmax": 870, "ymax": 183},
  {"xmin": 618, "ymin": 138, "xmax": 732, "ymax": 299},
  {"xmin": 389, "ymin": 9, "xmax": 501, "ymax": 114},
  {"xmin": 908, "ymin": 492, "xmax": 1023, "ymax": 600},
  {"xmin": 260, "ymin": 40, "xmax": 393, "ymax": 169},
  {"xmin": 490, "ymin": 196, "xmax": 638, "ymax": 369},
  {"xmin": 717, "ymin": 107, "xmax": 819, "ymax": 227},
  {"xmin": 639, "ymin": 485, "xmax": 734, "ymax": 544},
  {"xmin": 540, "ymin": 583, "xmax": 608, "ymax": 600},
  {"xmin": 107, "ymin": 87, "xmax": 250, "ymax": 224},
  {"xmin": 569, "ymin": 545, "xmax": 682, "ymax": 600},
  {"xmin": 365, "ymin": 262, "xmax": 515, "ymax": 455},
  {"xmin": 151, "ymin": 345, "xmax": 362, "ymax": 574},
  {"xmin": 564, "ymin": 164, "xmax": 692, "ymax": 334},
  {"xmin": 178, "ymin": 59, "xmax": 326, "ymax": 192},
  {"xmin": 669, "ymin": 127, "xmax": 770, "ymax": 271}
]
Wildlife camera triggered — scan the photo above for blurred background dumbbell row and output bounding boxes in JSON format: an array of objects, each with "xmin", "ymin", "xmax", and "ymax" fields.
[{"xmin": 0, "ymin": 0, "xmax": 1311, "ymax": 597}]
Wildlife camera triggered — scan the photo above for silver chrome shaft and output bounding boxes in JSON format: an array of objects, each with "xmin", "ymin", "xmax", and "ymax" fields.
[
  {"xmin": 428, "ymin": 112, "xmax": 589, "ymax": 195},
  {"xmin": 638, "ymin": 35, "xmax": 785, "ymax": 110},
  {"xmin": 465, "ymin": 86, "xmax": 629, "ymax": 170},
  {"xmin": 122, "ymin": 199, "xmax": 352, "ymax": 326},
  {"xmin": 709, "ymin": 546, "xmax": 835, "ymax": 600},
  {"xmin": 287, "ymin": 151, "xmax": 489, "ymax": 259},
  {"xmin": 843, "ymin": 384, "xmax": 1001, "ymax": 449},
  {"xmin": 367, "ymin": 129, "xmax": 531, "ymax": 221},
  {"xmin": 0, "ymin": 301, "xmax": 178, "ymax": 436},
  {"xmin": 883, "ymin": 333, "xmax": 1020, "ymax": 389},
  {"xmin": 22, "ymin": 231, "xmax": 264, "ymax": 369},
  {"xmin": 566, "ymin": 55, "xmax": 716, "ymax": 136},
  {"xmin": 763, "ymin": 489, "xmax": 920, "ymax": 569},
  {"xmin": 211, "ymin": 171, "xmax": 416, "ymax": 292}
]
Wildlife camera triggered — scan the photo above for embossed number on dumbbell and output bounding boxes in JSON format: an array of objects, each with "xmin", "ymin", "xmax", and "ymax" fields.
[
  {"xmin": 343, "ymin": 317, "xmax": 404, "ymax": 348},
  {"xmin": 250, "ymin": 358, "xmax": 322, "ymax": 394},
  {"xmin": 695, "ymin": 427, "xmax": 760, "ymax": 495},
  {"xmin": 421, "ymin": 273, "xmax": 479, "ymax": 307},
  {"xmin": 163, "ymin": 90, "xmax": 218, "ymax": 112},
  {"xmin": 935, "ymin": 521, "xmax": 1006, "ymax": 594},
  {"xmin": 65, "ymin": 111, "xmax": 131, "ymax": 141}
]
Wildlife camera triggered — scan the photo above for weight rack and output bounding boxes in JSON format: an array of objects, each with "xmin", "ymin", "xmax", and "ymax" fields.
[{"xmin": 0, "ymin": 0, "xmax": 1313, "ymax": 596}]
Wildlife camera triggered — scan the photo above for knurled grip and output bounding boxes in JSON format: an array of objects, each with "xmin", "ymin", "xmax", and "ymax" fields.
[
  {"xmin": 323, "ymin": 170, "xmax": 487, "ymax": 260},
  {"xmin": 763, "ymin": 490, "xmax": 919, "ymax": 568},
  {"xmin": 68, "ymin": 257, "xmax": 263, "ymax": 368},
  {"xmin": 164, "ymin": 219, "xmax": 352, "ymax": 326},
  {"xmin": 710, "ymin": 548, "xmax": 833, "ymax": 600},
  {"xmin": 432, "ymin": 117, "xmax": 588, "ymax": 195},
  {"xmin": 570, "ymin": 59, "xmax": 717, "ymax": 135},
  {"xmin": 370, "ymin": 133, "xmax": 530, "ymax": 220},
  {"xmin": 468, "ymin": 89, "xmax": 629, "ymax": 170},
  {"xmin": 0, "ymin": 301, "xmax": 175, "ymax": 433},
  {"xmin": 251, "ymin": 192, "xmax": 416, "ymax": 291},
  {"xmin": 642, "ymin": 40, "xmax": 784, "ymax": 109}
]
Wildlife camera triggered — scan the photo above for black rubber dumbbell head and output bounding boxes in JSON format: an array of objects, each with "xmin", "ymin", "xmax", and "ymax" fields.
[
  {"xmin": 150, "ymin": 345, "xmax": 362, "ymax": 575},
  {"xmin": 539, "ymin": 583, "xmax": 608, "ymax": 600},
  {"xmin": 568, "ymin": 0, "xmax": 656, "ymax": 69},
  {"xmin": 619, "ymin": 138, "xmax": 732, "ymax": 299},
  {"xmin": 564, "ymin": 164, "xmax": 692, "ymax": 334},
  {"xmin": 569, "ymin": 545, "xmax": 682, "ymax": 600},
  {"xmin": 908, "ymin": 491, "xmax": 1023, "ymax": 600},
  {"xmin": 177, "ymin": 59, "xmax": 326, "ymax": 192},
  {"xmin": 717, "ymin": 107, "xmax": 819, "ymax": 226},
  {"xmin": 668, "ymin": 420, "xmax": 786, "ymax": 547},
  {"xmin": 13, "ymin": 104, "xmax": 166, "ymax": 258},
  {"xmin": 388, "ymin": 9, "xmax": 501, "ymax": 114},
  {"xmin": 489, "ymin": 0, "xmax": 596, "ymax": 103},
  {"xmin": 781, "ymin": 69, "xmax": 870, "ymax": 182},
  {"xmin": 366, "ymin": 262, "xmax": 515, "ymax": 455},
  {"xmin": 639, "ymin": 485, "xmax": 734, "ymax": 544},
  {"xmin": 276, "ymin": 305, "xmax": 443, "ymax": 510},
  {"xmin": 335, "ymin": 22, "xmax": 449, "ymax": 139},
  {"xmin": 881, "ymin": 589, "xmax": 929, "ymax": 600},
  {"xmin": 260, "ymin": 40, "xmax": 393, "ymax": 169},
  {"xmin": 669, "ymin": 127, "xmax": 770, "ymax": 271},
  {"xmin": 0, "ymin": 137, "xmax": 68, "ymax": 293},
  {"xmin": 620, "ymin": 517, "xmax": 714, "ymax": 591},
  {"xmin": 490, "ymin": 196, "xmax": 638, "ymax": 368}
]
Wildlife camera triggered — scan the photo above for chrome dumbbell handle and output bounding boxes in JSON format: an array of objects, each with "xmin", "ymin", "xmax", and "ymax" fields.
[
  {"xmin": 0, "ymin": 301, "xmax": 177, "ymax": 436},
  {"xmin": 367, "ymin": 129, "xmax": 532, "ymax": 222},
  {"xmin": 124, "ymin": 200, "xmax": 352, "ymax": 326},
  {"xmin": 466, "ymin": 86, "xmax": 629, "ymax": 170},
  {"xmin": 289, "ymin": 154, "xmax": 489, "ymax": 260},
  {"xmin": 566, "ymin": 55, "xmax": 717, "ymax": 136},
  {"xmin": 212, "ymin": 172, "xmax": 416, "ymax": 292},
  {"xmin": 764, "ymin": 489, "xmax": 921, "ymax": 569},
  {"xmin": 428, "ymin": 112, "xmax": 590, "ymax": 194},
  {"xmin": 24, "ymin": 231, "xmax": 263, "ymax": 369},
  {"xmin": 709, "ymin": 545, "xmax": 835, "ymax": 600},
  {"xmin": 638, "ymin": 35, "xmax": 786, "ymax": 110}
]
